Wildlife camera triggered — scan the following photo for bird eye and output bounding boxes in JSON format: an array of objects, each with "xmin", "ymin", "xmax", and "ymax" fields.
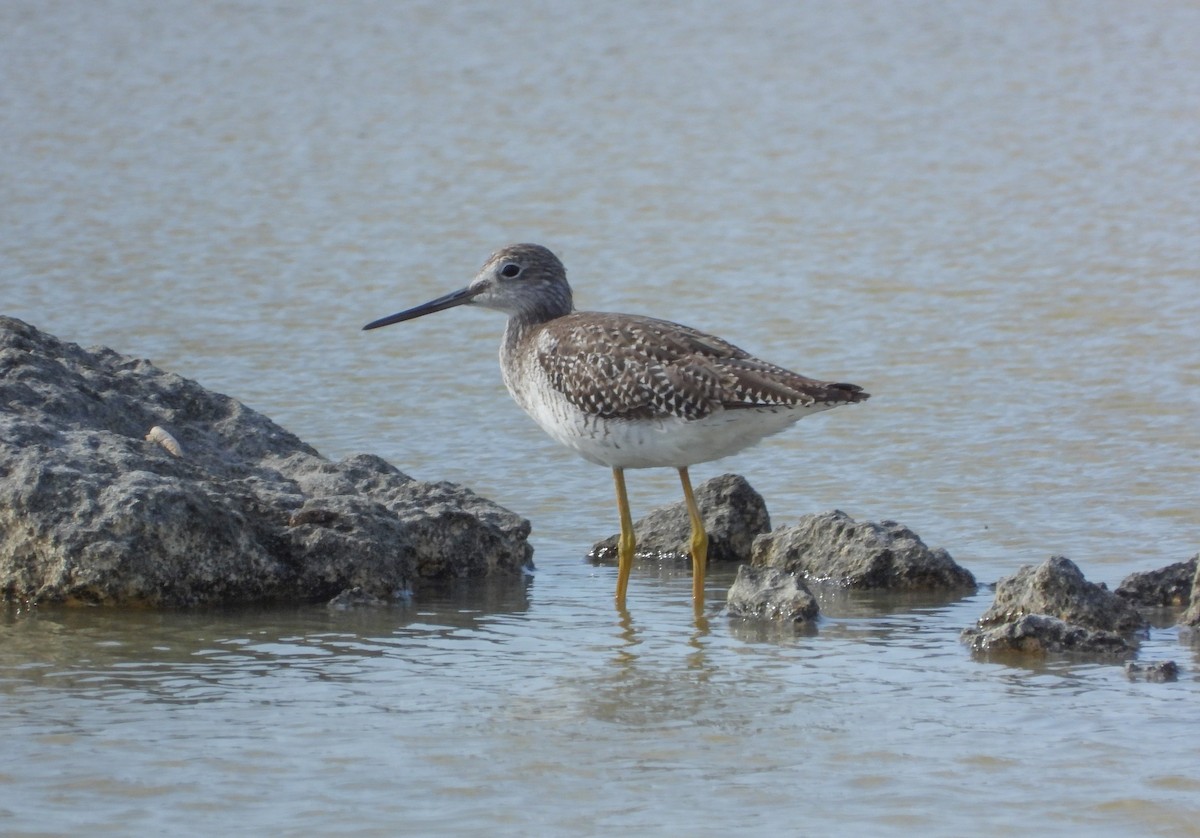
[{"xmin": 499, "ymin": 263, "xmax": 522, "ymax": 278}]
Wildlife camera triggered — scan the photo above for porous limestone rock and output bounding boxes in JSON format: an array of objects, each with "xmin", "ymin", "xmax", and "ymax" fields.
[{"xmin": 0, "ymin": 316, "xmax": 533, "ymax": 606}]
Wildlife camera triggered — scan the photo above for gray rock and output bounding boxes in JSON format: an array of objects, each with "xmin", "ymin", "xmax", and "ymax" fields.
[
  {"xmin": 326, "ymin": 586, "xmax": 391, "ymax": 609},
  {"xmin": 1181, "ymin": 558, "xmax": 1200, "ymax": 627},
  {"xmin": 726, "ymin": 566, "xmax": 819, "ymax": 624},
  {"xmin": 750, "ymin": 510, "xmax": 975, "ymax": 591},
  {"xmin": 1115, "ymin": 555, "xmax": 1196, "ymax": 608},
  {"xmin": 0, "ymin": 316, "xmax": 533, "ymax": 606},
  {"xmin": 1124, "ymin": 660, "xmax": 1180, "ymax": 683},
  {"xmin": 963, "ymin": 556, "xmax": 1147, "ymax": 656},
  {"xmin": 589, "ymin": 473, "xmax": 770, "ymax": 563}
]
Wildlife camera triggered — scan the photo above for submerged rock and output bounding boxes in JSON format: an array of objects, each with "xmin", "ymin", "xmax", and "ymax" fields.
[
  {"xmin": 589, "ymin": 473, "xmax": 770, "ymax": 564},
  {"xmin": 1124, "ymin": 660, "xmax": 1180, "ymax": 683},
  {"xmin": 750, "ymin": 510, "xmax": 976, "ymax": 591},
  {"xmin": 326, "ymin": 586, "xmax": 391, "ymax": 610},
  {"xmin": 0, "ymin": 316, "xmax": 533, "ymax": 606},
  {"xmin": 963, "ymin": 556, "xmax": 1146, "ymax": 656},
  {"xmin": 726, "ymin": 566, "xmax": 819, "ymax": 624},
  {"xmin": 1115, "ymin": 555, "xmax": 1196, "ymax": 608}
]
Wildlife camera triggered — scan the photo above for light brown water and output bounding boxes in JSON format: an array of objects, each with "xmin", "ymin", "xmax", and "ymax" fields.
[{"xmin": 3, "ymin": 1, "xmax": 1199, "ymax": 834}]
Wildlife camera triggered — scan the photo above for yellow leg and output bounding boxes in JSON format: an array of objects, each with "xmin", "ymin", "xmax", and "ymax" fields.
[
  {"xmin": 612, "ymin": 467, "xmax": 635, "ymax": 605},
  {"xmin": 678, "ymin": 466, "xmax": 708, "ymax": 610}
]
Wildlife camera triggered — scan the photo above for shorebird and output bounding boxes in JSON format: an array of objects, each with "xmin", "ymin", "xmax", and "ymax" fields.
[{"xmin": 363, "ymin": 243, "xmax": 868, "ymax": 611}]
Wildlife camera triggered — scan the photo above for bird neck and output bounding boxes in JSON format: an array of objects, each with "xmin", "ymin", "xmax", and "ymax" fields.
[
  {"xmin": 507, "ymin": 283, "xmax": 573, "ymax": 331},
  {"xmin": 503, "ymin": 310, "xmax": 552, "ymax": 352},
  {"xmin": 501, "ymin": 296, "xmax": 571, "ymax": 363}
]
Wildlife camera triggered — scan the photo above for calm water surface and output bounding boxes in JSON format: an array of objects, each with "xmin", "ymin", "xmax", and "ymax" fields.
[{"xmin": 2, "ymin": 1, "xmax": 1199, "ymax": 835}]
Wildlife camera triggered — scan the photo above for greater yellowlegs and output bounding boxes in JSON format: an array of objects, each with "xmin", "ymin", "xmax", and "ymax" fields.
[{"xmin": 364, "ymin": 243, "xmax": 868, "ymax": 610}]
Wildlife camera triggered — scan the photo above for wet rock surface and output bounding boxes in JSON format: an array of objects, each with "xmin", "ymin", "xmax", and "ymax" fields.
[
  {"xmin": 589, "ymin": 473, "xmax": 770, "ymax": 564},
  {"xmin": 0, "ymin": 316, "xmax": 533, "ymax": 606},
  {"xmin": 967, "ymin": 614, "xmax": 1135, "ymax": 656},
  {"xmin": 1115, "ymin": 555, "xmax": 1196, "ymax": 608},
  {"xmin": 750, "ymin": 510, "xmax": 976, "ymax": 591},
  {"xmin": 726, "ymin": 566, "xmax": 819, "ymax": 624},
  {"xmin": 963, "ymin": 556, "xmax": 1147, "ymax": 656}
]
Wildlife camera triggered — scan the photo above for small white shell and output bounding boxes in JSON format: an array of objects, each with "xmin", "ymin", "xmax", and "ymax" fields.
[{"xmin": 145, "ymin": 425, "xmax": 183, "ymax": 457}]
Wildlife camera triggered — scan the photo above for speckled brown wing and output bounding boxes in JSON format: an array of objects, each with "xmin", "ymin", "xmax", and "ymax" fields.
[
  {"xmin": 714, "ymin": 356, "xmax": 869, "ymax": 410},
  {"xmin": 535, "ymin": 312, "xmax": 867, "ymax": 422}
]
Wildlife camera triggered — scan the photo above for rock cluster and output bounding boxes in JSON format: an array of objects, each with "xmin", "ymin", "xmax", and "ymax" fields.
[
  {"xmin": 10, "ymin": 311, "xmax": 1194, "ymax": 672},
  {"xmin": 962, "ymin": 556, "xmax": 1147, "ymax": 656},
  {"xmin": 725, "ymin": 511, "xmax": 974, "ymax": 624},
  {"xmin": 961, "ymin": 552, "xmax": 1199, "ymax": 660},
  {"xmin": 0, "ymin": 316, "xmax": 533, "ymax": 606},
  {"xmin": 582, "ymin": 458, "xmax": 1196, "ymax": 661}
]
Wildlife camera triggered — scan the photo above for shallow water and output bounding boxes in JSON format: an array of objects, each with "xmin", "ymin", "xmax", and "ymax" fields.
[{"xmin": 2, "ymin": 1, "xmax": 1199, "ymax": 834}]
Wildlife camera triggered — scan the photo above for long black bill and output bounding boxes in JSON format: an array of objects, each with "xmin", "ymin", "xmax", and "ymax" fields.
[{"xmin": 362, "ymin": 286, "xmax": 480, "ymax": 331}]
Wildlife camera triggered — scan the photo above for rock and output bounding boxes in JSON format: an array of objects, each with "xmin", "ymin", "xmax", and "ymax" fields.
[
  {"xmin": 976, "ymin": 556, "xmax": 1147, "ymax": 633},
  {"xmin": 750, "ymin": 510, "xmax": 975, "ymax": 591},
  {"xmin": 326, "ymin": 586, "xmax": 391, "ymax": 609},
  {"xmin": 588, "ymin": 473, "xmax": 769, "ymax": 563},
  {"xmin": 963, "ymin": 556, "xmax": 1147, "ymax": 656},
  {"xmin": 966, "ymin": 614, "xmax": 1134, "ymax": 655},
  {"xmin": 1124, "ymin": 660, "xmax": 1180, "ymax": 683},
  {"xmin": 1181, "ymin": 559, "xmax": 1200, "ymax": 627},
  {"xmin": 0, "ymin": 316, "xmax": 533, "ymax": 606},
  {"xmin": 726, "ymin": 566, "xmax": 819, "ymax": 624},
  {"xmin": 1115, "ymin": 555, "xmax": 1196, "ymax": 607}
]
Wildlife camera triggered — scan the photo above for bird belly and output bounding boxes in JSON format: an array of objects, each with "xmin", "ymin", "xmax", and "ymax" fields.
[{"xmin": 513, "ymin": 379, "xmax": 833, "ymax": 469}]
